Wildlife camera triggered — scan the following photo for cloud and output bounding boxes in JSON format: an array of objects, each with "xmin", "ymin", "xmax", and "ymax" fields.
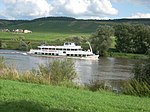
[
  {"xmin": 0, "ymin": 0, "xmax": 118, "ymax": 20},
  {"xmin": 128, "ymin": 13, "xmax": 150, "ymax": 18},
  {"xmin": 1, "ymin": 0, "xmax": 53, "ymax": 20},
  {"xmin": 51, "ymin": 0, "xmax": 118, "ymax": 17}
]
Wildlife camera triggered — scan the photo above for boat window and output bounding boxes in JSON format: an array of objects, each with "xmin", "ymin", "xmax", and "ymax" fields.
[
  {"xmin": 63, "ymin": 51, "xmax": 66, "ymax": 53},
  {"xmin": 42, "ymin": 53, "xmax": 44, "ymax": 55},
  {"xmin": 71, "ymin": 49, "xmax": 74, "ymax": 51},
  {"xmin": 49, "ymin": 53, "xmax": 51, "ymax": 55},
  {"xmin": 67, "ymin": 54, "xmax": 69, "ymax": 56},
  {"xmin": 67, "ymin": 49, "xmax": 70, "ymax": 51},
  {"xmin": 52, "ymin": 53, "xmax": 54, "ymax": 55},
  {"xmin": 65, "ymin": 43, "xmax": 68, "ymax": 45},
  {"xmin": 35, "ymin": 52, "xmax": 37, "ymax": 54},
  {"xmin": 75, "ymin": 49, "xmax": 77, "ymax": 51},
  {"xmin": 71, "ymin": 54, "xmax": 73, "ymax": 56}
]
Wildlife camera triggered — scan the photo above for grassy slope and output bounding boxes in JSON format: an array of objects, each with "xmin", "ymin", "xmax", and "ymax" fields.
[
  {"xmin": 0, "ymin": 79, "xmax": 150, "ymax": 112},
  {"xmin": 0, "ymin": 32, "xmax": 89, "ymax": 41},
  {"xmin": 1, "ymin": 18, "xmax": 150, "ymax": 41}
]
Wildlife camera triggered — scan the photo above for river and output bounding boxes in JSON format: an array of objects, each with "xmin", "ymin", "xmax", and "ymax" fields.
[{"xmin": 0, "ymin": 50, "xmax": 136, "ymax": 89}]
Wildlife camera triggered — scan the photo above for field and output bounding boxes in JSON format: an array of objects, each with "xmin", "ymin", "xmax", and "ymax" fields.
[
  {"xmin": 0, "ymin": 32, "xmax": 91, "ymax": 50},
  {"xmin": 0, "ymin": 79, "xmax": 150, "ymax": 112},
  {"xmin": 0, "ymin": 32, "xmax": 90, "ymax": 41}
]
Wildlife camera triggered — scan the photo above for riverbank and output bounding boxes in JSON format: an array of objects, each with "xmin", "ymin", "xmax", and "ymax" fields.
[
  {"xmin": 108, "ymin": 52, "xmax": 149, "ymax": 59},
  {"xmin": 0, "ymin": 79, "xmax": 150, "ymax": 112}
]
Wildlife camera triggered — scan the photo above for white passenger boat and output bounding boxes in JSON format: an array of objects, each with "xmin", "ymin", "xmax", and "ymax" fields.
[{"xmin": 28, "ymin": 42, "xmax": 99, "ymax": 60}]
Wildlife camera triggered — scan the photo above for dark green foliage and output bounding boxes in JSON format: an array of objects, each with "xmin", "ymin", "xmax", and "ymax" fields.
[
  {"xmin": 121, "ymin": 55, "xmax": 150, "ymax": 97},
  {"xmin": 114, "ymin": 24, "xmax": 150, "ymax": 54},
  {"xmin": 86, "ymin": 80, "xmax": 112, "ymax": 92},
  {"xmin": 90, "ymin": 25, "xmax": 114, "ymax": 57},
  {"xmin": 1, "ymin": 17, "xmax": 150, "ymax": 33},
  {"xmin": 133, "ymin": 58, "xmax": 150, "ymax": 85},
  {"xmin": 39, "ymin": 59, "xmax": 77, "ymax": 85},
  {"xmin": 122, "ymin": 80, "xmax": 150, "ymax": 97}
]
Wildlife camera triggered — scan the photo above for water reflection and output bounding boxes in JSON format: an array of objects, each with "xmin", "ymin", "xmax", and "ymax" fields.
[{"xmin": 0, "ymin": 50, "xmax": 135, "ymax": 85}]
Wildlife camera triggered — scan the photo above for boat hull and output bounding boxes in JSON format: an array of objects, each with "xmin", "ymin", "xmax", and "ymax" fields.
[{"xmin": 27, "ymin": 52, "xmax": 99, "ymax": 60}]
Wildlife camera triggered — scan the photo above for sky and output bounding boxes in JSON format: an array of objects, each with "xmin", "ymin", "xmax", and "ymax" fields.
[{"xmin": 0, "ymin": 0, "xmax": 150, "ymax": 20}]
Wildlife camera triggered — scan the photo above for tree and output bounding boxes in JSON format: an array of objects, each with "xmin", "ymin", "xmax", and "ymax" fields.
[
  {"xmin": 114, "ymin": 24, "xmax": 150, "ymax": 54},
  {"xmin": 132, "ymin": 24, "xmax": 150, "ymax": 54},
  {"xmin": 13, "ymin": 36, "xmax": 30, "ymax": 51},
  {"xmin": 114, "ymin": 23, "xmax": 135, "ymax": 53},
  {"xmin": 90, "ymin": 25, "xmax": 114, "ymax": 57}
]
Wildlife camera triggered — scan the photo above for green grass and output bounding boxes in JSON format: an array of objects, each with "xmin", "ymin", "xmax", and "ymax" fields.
[
  {"xmin": 0, "ymin": 32, "xmax": 90, "ymax": 50},
  {"xmin": 0, "ymin": 32, "xmax": 90, "ymax": 41},
  {"xmin": 0, "ymin": 79, "xmax": 150, "ymax": 112}
]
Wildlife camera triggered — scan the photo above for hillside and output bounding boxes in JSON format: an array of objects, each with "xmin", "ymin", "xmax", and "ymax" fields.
[
  {"xmin": 0, "ymin": 79, "xmax": 150, "ymax": 112},
  {"xmin": 0, "ymin": 17, "xmax": 150, "ymax": 33}
]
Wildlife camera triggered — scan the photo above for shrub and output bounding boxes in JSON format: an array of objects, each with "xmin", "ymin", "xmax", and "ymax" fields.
[
  {"xmin": 0, "ymin": 57, "xmax": 6, "ymax": 69},
  {"xmin": 133, "ymin": 58, "xmax": 150, "ymax": 85},
  {"xmin": 38, "ymin": 59, "xmax": 77, "ymax": 85},
  {"xmin": 86, "ymin": 80, "xmax": 112, "ymax": 92},
  {"xmin": 121, "ymin": 55, "xmax": 150, "ymax": 97},
  {"xmin": 0, "ymin": 58, "xmax": 77, "ymax": 87},
  {"xmin": 122, "ymin": 80, "xmax": 150, "ymax": 97}
]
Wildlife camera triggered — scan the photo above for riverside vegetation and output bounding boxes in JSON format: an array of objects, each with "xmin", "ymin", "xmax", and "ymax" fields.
[
  {"xmin": 0, "ymin": 17, "xmax": 150, "ymax": 59},
  {"xmin": 0, "ymin": 56, "xmax": 150, "ymax": 96},
  {"xmin": 0, "ymin": 57, "xmax": 150, "ymax": 112},
  {"xmin": 0, "ymin": 17, "xmax": 150, "ymax": 111}
]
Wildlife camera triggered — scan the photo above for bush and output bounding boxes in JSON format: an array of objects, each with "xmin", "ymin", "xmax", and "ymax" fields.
[
  {"xmin": 122, "ymin": 80, "xmax": 150, "ymax": 97},
  {"xmin": 121, "ymin": 56, "xmax": 150, "ymax": 97},
  {"xmin": 86, "ymin": 80, "xmax": 112, "ymax": 92},
  {"xmin": 38, "ymin": 59, "xmax": 77, "ymax": 85},
  {"xmin": 133, "ymin": 58, "xmax": 150, "ymax": 85},
  {"xmin": 0, "ymin": 58, "xmax": 77, "ymax": 87}
]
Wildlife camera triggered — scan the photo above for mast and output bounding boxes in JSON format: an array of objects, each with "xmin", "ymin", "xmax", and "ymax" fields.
[{"xmin": 86, "ymin": 41, "xmax": 93, "ymax": 53}]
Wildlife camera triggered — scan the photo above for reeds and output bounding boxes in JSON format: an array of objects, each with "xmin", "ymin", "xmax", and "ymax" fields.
[
  {"xmin": 121, "ymin": 80, "xmax": 150, "ymax": 97},
  {"xmin": 0, "ymin": 57, "xmax": 77, "ymax": 87}
]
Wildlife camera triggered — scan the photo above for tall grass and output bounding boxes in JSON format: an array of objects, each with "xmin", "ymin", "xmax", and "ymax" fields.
[
  {"xmin": 0, "ymin": 57, "xmax": 6, "ymax": 69},
  {"xmin": 121, "ymin": 80, "xmax": 150, "ymax": 97},
  {"xmin": 121, "ymin": 57, "xmax": 150, "ymax": 97},
  {"xmin": 0, "ymin": 57, "xmax": 77, "ymax": 87}
]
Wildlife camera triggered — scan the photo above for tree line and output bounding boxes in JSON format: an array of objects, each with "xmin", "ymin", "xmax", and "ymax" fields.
[{"xmin": 90, "ymin": 23, "xmax": 150, "ymax": 56}]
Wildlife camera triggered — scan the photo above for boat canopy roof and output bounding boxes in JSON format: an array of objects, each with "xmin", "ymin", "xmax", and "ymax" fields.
[{"xmin": 38, "ymin": 42, "xmax": 82, "ymax": 49}]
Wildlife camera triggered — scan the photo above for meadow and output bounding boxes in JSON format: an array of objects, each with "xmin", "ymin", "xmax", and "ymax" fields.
[
  {"xmin": 0, "ymin": 32, "xmax": 90, "ymax": 41},
  {"xmin": 0, "ymin": 79, "xmax": 150, "ymax": 112}
]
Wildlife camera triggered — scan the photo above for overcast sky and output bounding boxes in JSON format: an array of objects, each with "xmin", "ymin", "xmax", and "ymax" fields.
[{"xmin": 0, "ymin": 0, "xmax": 150, "ymax": 20}]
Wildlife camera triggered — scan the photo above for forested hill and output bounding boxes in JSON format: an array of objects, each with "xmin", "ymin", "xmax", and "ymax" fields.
[{"xmin": 0, "ymin": 17, "xmax": 150, "ymax": 33}]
